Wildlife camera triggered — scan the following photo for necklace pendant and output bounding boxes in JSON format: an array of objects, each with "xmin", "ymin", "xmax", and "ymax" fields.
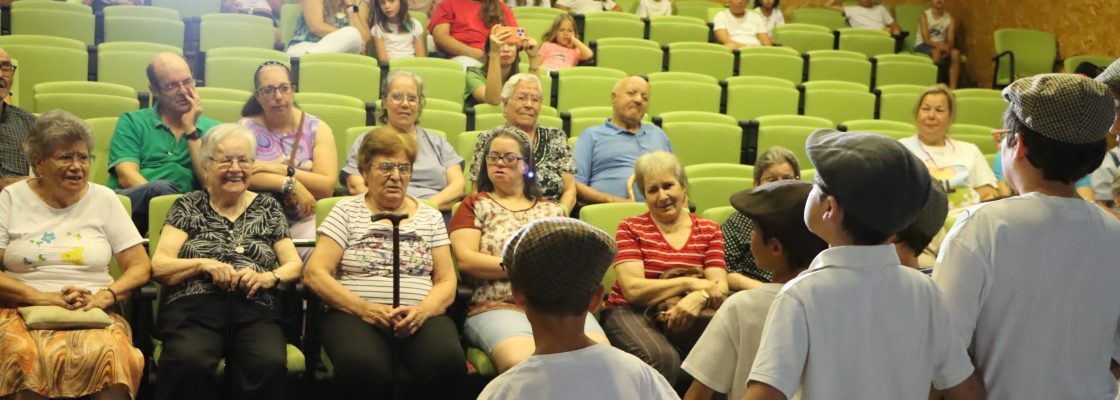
[{"xmin": 235, "ymin": 245, "xmax": 245, "ymax": 254}]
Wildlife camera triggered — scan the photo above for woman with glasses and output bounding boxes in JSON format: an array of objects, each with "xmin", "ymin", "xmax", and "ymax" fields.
[
  {"xmin": 721, "ymin": 146, "xmax": 801, "ymax": 291},
  {"xmin": 450, "ymin": 127, "xmax": 604, "ymax": 373},
  {"xmin": 0, "ymin": 110, "xmax": 150, "ymax": 400},
  {"xmin": 304, "ymin": 127, "xmax": 465, "ymax": 398},
  {"xmin": 468, "ymin": 73, "xmax": 576, "ymax": 212},
  {"xmin": 240, "ymin": 62, "xmax": 338, "ymax": 259},
  {"xmin": 151, "ymin": 123, "xmax": 302, "ymax": 400},
  {"xmin": 342, "ymin": 70, "xmax": 463, "ymax": 214}
]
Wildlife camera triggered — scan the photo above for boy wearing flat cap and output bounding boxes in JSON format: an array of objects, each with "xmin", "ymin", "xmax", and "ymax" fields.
[
  {"xmin": 743, "ymin": 129, "xmax": 985, "ymax": 400},
  {"xmin": 477, "ymin": 218, "xmax": 679, "ymax": 400},
  {"xmin": 934, "ymin": 73, "xmax": 1120, "ymax": 400},
  {"xmin": 681, "ymin": 180, "xmax": 827, "ymax": 400}
]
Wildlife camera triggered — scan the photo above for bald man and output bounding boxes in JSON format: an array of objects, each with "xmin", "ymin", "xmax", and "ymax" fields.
[
  {"xmin": 573, "ymin": 76, "xmax": 673, "ymax": 204},
  {"xmin": 0, "ymin": 47, "xmax": 36, "ymax": 191},
  {"xmin": 107, "ymin": 52, "xmax": 218, "ymax": 234}
]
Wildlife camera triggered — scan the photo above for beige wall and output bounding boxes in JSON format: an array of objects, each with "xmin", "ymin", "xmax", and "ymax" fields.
[{"xmin": 769, "ymin": 0, "xmax": 1120, "ymax": 88}]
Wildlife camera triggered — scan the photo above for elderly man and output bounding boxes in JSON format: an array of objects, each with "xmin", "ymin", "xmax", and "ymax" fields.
[
  {"xmin": 934, "ymin": 74, "xmax": 1120, "ymax": 400},
  {"xmin": 0, "ymin": 47, "xmax": 36, "ymax": 191},
  {"xmin": 573, "ymin": 76, "xmax": 672, "ymax": 204},
  {"xmin": 107, "ymin": 52, "xmax": 218, "ymax": 235},
  {"xmin": 470, "ymin": 73, "xmax": 576, "ymax": 211}
]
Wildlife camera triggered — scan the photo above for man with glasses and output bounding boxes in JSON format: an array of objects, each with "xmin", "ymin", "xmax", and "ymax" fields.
[
  {"xmin": 107, "ymin": 52, "xmax": 219, "ymax": 235},
  {"xmin": 934, "ymin": 74, "xmax": 1120, "ymax": 400},
  {"xmin": 0, "ymin": 47, "xmax": 37, "ymax": 191},
  {"xmin": 573, "ymin": 76, "xmax": 672, "ymax": 204}
]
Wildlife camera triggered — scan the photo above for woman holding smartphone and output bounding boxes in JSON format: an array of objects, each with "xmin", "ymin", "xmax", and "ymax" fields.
[{"xmin": 465, "ymin": 25, "xmax": 542, "ymax": 107}]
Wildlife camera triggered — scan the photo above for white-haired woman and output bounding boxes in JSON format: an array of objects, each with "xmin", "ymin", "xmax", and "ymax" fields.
[
  {"xmin": 469, "ymin": 73, "xmax": 576, "ymax": 212},
  {"xmin": 0, "ymin": 110, "xmax": 150, "ymax": 400},
  {"xmin": 601, "ymin": 151, "xmax": 729, "ymax": 386},
  {"xmin": 151, "ymin": 123, "xmax": 303, "ymax": 400},
  {"xmin": 342, "ymin": 70, "xmax": 464, "ymax": 212}
]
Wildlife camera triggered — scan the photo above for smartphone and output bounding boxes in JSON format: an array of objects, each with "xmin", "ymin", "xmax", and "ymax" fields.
[{"xmin": 496, "ymin": 25, "xmax": 527, "ymax": 43}]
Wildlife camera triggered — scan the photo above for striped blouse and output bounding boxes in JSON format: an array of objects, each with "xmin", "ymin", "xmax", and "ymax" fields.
[
  {"xmin": 318, "ymin": 196, "xmax": 449, "ymax": 306},
  {"xmin": 607, "ymin": 212, "xmax": 726, "ymax": 307}
]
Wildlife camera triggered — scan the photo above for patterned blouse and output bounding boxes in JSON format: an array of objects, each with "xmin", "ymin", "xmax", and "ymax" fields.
[
  {"xmin": 290, "ymin": 1, "xmax": 349, "ymax": 45},
  {"xmin": 469, "ymin": 126, "xmax": 576, "ymax": 204},
  {"xmin": 449, "ymin": 192, "xmax": 565, "ymax": 316},
  {"xmin": 164, "ymin": 191, "xmax": 290, "ymax": 308},
  {"xmin": 722, "ymin": 211, "xmax": 770, "ymax": 282},
  {"xmin": 240, "ymin": 115, "xmax": 318, "ymax": 173}
]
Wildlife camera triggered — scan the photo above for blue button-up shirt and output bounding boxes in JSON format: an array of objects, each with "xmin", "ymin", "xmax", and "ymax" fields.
[{"xmin": 574, "ymin": 118, "xmax": 673, "ymax": 200}]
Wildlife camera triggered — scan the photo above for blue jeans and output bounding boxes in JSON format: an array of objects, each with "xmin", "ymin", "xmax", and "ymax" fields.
[{"xmin": 116, "ymin": 179, "xmax": 179, "ymax": 236}]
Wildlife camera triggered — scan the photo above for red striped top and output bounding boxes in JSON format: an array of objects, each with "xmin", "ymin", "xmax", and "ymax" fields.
[{"xmin": 607, "ymin": 212, "xmax": 726, "ymax": 307}]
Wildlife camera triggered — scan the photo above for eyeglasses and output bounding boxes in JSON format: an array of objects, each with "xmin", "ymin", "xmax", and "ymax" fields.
[
  {"xmin": 0, "ymin": 63, "xmax": 17, "ymax": 77},
  {"xmin": 991, "ymin": 129, "xmax": 1011, "ymax": 145},
  {"xmin": 159, "ymin": 77, "xmax": 196, "ymax": 94},
  {"xmin": 376, "ymin": 162, "xmax": 412, "ymax": 176},
  {"xmin": 387, "ymin": 91, "xmax": 420, "ymax": 105},
  {"xmin": 256, "ymin": 84, "xmax": 294, "ymax": 97},
  {"xmin": 53, "ymin": 152, "xmax": 94, "ymax": 166},
  {"xmin": 511, "ymin": 93, "xmax": 543, "ymax": 104},
  {"xmin": 485, "ymin": 152, "xmax": 524, "ymax": 165},
  {"xmin": 209, "ymin": 156, "xmax": 255, "ymax": 169},
  {"xmin": 758, "ymin": 174, "xmax": 798, "ymax": 185}
]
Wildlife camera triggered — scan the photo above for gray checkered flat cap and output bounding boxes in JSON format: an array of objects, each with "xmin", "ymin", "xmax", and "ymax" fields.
[
  {"xmin": 1002, "ymin": 73, "xmax": 1114, "ymax": 144},
  {"xmin": 910, "ymin": 182, "xmax": 949, "ymax": 239},
  {"xmin": 502, "ymin": 218, "xmax": 617, "ymax": 303},
  {"xmin": 1096, "ymin": 59, "xmax": 1120, "ymax": 92}
]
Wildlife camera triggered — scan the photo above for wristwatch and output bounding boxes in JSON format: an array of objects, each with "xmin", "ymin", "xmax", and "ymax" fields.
[
  {"xmin": 694, "ymin": 290, "xmax": 711, "ymax": 307},
  {"xmin": 184, "ymin": 128, "xmax": 201, "ymax": 141}
]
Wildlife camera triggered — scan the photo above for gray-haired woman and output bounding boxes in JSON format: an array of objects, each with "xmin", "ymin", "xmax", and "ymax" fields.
[
  {"xmin": 342, "ymin": 70, "xmax": 464, "ymax": 212},
  {"xmin": 722, "ymin": 146, "xmax": 801, "ymax": 291},
  {"xmin": 0, "ymin": 110, "xmax": 150, "ymax": 399},
  {"xmin": 151, "ymin": 123, "xmax": 302, "ymax": 400}
]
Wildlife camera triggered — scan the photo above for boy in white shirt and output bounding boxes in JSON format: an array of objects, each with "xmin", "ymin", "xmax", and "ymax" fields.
[
  {"xmin": 713, "ymin": 0, "xmax": 773, "ymax": 49},
  {"xmin": 743, "ymin": 129, "xmax": 986, "ymax": 400},
  {"xmin": 825, "ymin": 0, "xmax": 900, "ymax": 35},
  {"xmin": 681, "ymin": 180, "xmax": 827, "ymax": 400},
  {"xmin": 478, "ymin": 218, "xmax": 679, "ymax": 400},
  {"xmin": 891, "ymin": 182, "xmax": 948, "ymax": 270},
  {"xmin": 935, "ymin": 73, "xmax": 1120, "ymax": 400}
]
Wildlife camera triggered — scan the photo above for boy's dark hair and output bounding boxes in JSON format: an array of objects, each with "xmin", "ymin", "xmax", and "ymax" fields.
[
  {"xmin": 754, "ymin": 221, "xmax": 826, "ymax": 269},
  {"xmin": 893, "ymin": 225, "xmax": 934, "ymax": 257},
  {"xmin": 1003, "ymin": 109, "xmax": 1107, "ymax": 185},
  {"xmin": 815, "ymin": 176, "xmax": 893, "ymax": 245}
]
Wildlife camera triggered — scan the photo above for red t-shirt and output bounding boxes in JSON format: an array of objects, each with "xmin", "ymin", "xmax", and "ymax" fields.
[
  {"xmin": 428, "ymin": 0, "xmax": 518, "ymax": 50},
  {"xmin": 607, "ymin": 212, "xmax": 727, "ymax": 307}
]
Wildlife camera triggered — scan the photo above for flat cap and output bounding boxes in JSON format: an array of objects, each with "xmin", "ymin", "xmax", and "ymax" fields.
[
  {"xmin": 502, "ymin": 218, "xmax": 617, "ymax": 303},
  {"xmin": 909, "ymin": 182, "xmax": 949, "ymax": 239},
  {"xmin": 1002, "ymin": 73, "xmax": 1114, "ymax": 144},
  {"xmin": 1096, "ymin": 59, "xmax": 1120, "ymax": 92},
  {"xmin": 806, "ymin": 129, "xmax": 931, "ymax": 234},
  {"xmin": 730, "ymin": 180, "xmax": 826, "ymax": 257}
]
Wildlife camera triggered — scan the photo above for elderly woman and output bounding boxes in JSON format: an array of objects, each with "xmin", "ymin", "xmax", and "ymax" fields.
[
  {"xmin": 721, "ymin": 146, "xmax": 800, "ymax": 291},
  {"xmin": 151, "ymin": 124, "xmax": 302, "ymax": 400},
  {"xmin": 0, "ymin": 110, "xmax": 150, "ymax": 400},
  {"xmin": 469, "ymin": 73, "xmax": 576, "ymax": 211},
  {"xmin": 600, "ymin": 150, "xmax": 729, "ymax": 386},
  {"xmin": 287, "ymin": 0, "xmax": 371, "ymax": 56},
  {"xmin": 342, "ymin": 70, "xmax": 464, "ymax": 212},
  {"xmin": 450, "ymin": 127, "xmax": 600, "ymax": 372},
  {"xmin": 241, "ymin": 61, "xmax": 338, "ymax": 257},
  {"xmin": 305, "ymin": 127, "xmax": 464, "ymax": 398},
  {"xmin": 467, "ymin": 26, "xmax": 541, "ymax": 106},
  {"xmin": 899, "ymin": 84, "xmax": 997, "ymax": 210}
]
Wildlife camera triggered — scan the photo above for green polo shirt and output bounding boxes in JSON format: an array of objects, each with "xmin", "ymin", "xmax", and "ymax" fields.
[{"xmin": 107, "ymin": 105, "xmax": 219, "ymax": 193}]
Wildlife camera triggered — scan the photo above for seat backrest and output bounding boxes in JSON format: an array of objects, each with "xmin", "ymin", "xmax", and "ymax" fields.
[
  {"xmin": 12, "ymin": 0, "xmax": 91, "ymax": 13},
  {"xmin": 205, "ymin": 56, "xmax": 289, "ymax": 92},
  {"xmin": 807, "ymin": 57, "xmax": 872, "ymax": 86},
  {"xmin": 875, "ymin": 61, "xmax": 937, "ymax": 88},
  {"xmin": 200, "ymin": 18, "xmax": 277, "ymax": 51},
  {"xmin": 738, "ymin": 53, "xmax": 804, "ymax": 84},
  {"xmin": 684, "ymin": 163, "xmax": 754, "ymax": 179},
  {"xmin": 842, "ymin": 119, "xmax": 916, "ymax": 135},
  {"xmin": 34, "ymin": 93, "xmax": 137, "ymax": 120},
  {"xmin": 688, "ymin": 177, "xmax": 752, "ymax": 215},
  {"xmin": 772, "ymin": 30, "xmax": 833, "ymax": 53},
  {"xmin": 877, "ymin": 84, "xmax": 928, "ymax": 95},
  {"xmin": 1063, "ymin": 55, "xmax": 1116, "ymax": 73},
  {"xmin": 557, "ymin": 75, "xmax": 617, "ymax": 112},
  {"xmin": 949, "ymin": 123, "xmax": 996, "ymax": 137},
  {"xmin": 807, "ymin": 49, "xmax": 867, "ymax": 61},
  {"xmin": 755, "ymin": 114, "xmax": 834, "ymax": 128},
  {"xmin": 773, "ymin": 23, "xmax": 831, "ymax": 35},
  {"xmin": 150, "ymin": 0, "xmax": 221, "ymax": 18},
  {"xmin": 579, "ymin": 202, "xmax": 648, "ymax": 238},
  {"xmin": 647, "ymin": 71, "xmax": 718, "ymax": 85},
  {"xmin": 647, "ymin": 81, "xmax": 720, "ymax": 116},
  {"xmin": 583, "ymin": 15, "xmax": 645, "ymax": 42},
  {"xmin": 658, "ymin": 111, "xmax": 737, "ymax": 126},
  {"xmin": 298, "ymin": 103, "xmax": 367, "ymax": 163},
  {"xmin": 756, "ymin": 125, "xmax": 817, "ymax": 167},
  {"xmin": 596, "ymin": 37, "xmax": 661, "ymax": 49},
  {"xmin": 148, "ymin": 194, "xmax": 185, "ymax": 257},
  {"xmin": 726, "ymin": 76, "xmax": 797, "ymax": 89},
  {"xmin": 34, "ymin": 81, "xmax": 137, "ymax": 99},
  {"xmin": 878, "ymin": 92, "xmax": 921, "ymax": 123},
  {"xmin": 298, "ymin": 59, "xmax": 381, "ymax": 104},
  {"xmin": 408, "ymin": 66, "xmax": 467, "ymax": 105},
  {"xmin": 11, "ymin": 8, "xmax": 95, "ymax": 45},
  {"xmin": 596, "ymin": 44, "xmax": 665, "ymax": 77},
  {"xmin": 512, "ymin": 6, "xmax": 565, "ymax": 19},
  {"xmin": 873, "ymin": 53, "xmax": 933, "ymax": 65},
  {"xmin": 648, "ymin": 20, "xmax": 710, "ymax": 45},
  {"xmin": 739, "ymin": 45, "xmax": 801, "ymax": 57},
  {"xmin": 198, "ymin": 98, "xmax": 246, "ymax": 124},
  {"xmin": 280, "ymin": 4, "xmax": 303, "ymax": 45},
  {"xmin": 801, "ymin": 80, "xmax": 868, "ymax": 92},
  {"xmin": 952, "ymin": 134, "xmax": 998, "ymax": 155},
  {"xmin": 952, "ymin": 88, "xmax": 1002, "ymax": 100},
  {"xmin": 837, "ymin": 27, "xmax": 890, "ymax": 37},
  {"xmin": 838, "ymin": 34, "xmax": 896, "ymax": 58},
  {"xmin": 803, "ymin": 89, "xmax": 875, "ymax": 124},
  {"xmin": 557, "ymin": 66, "xmax": 628, "ymax": 79},
  {"xmin": 993, "ymin": 28, "xmax": 1057, "ymax": 84},
  {"xmin": 390, "ymin": 57, "xmax": 463, "ymax": 71},
  {"xmin": 295, "ymin": 92, "xmax": 366, "ymax": 109},
  {"xmin": 725, "ymin": 85, "xmax": 799, "ymax": 121},
  {"xmin": 701, "ymin": 205, "xmax": 736, "ymax": 225},
  {"xmin": 955, "ymin": 97, "xmax": 1009, "ymax": 129},
  {"xmin": 893, "ymin": 4, "xmax": 925, "ymax": 49},
  {"xmin": 663, "ymin": 121, "xmax": 742, "ymax": 166},
  {"xmin": 87, "ymin": 117, "xmax": 118, "ymax": 186},
  {"xmin": 197, "ymin": 87, "xmax": 253, "ymax": 102},
  {"xmin": 674, "ymin": 1, "xmax": 725, "ymax": 21},
  {"xmin": 667, "ymin": 48, "xmax": 734, "ymax": 81},
  {"xmin": 104, "ymin": 5, "xmax": 180, "ymax": 20},
  {"xmin": 790, "ymin": 8, "xmax": 848, "ymax": 30},
  {"xmin": 419, "ymin": 109, "xmax": 468, "ymax": 151},
  {"xmin": 103, "ymin": 16, "xmax": 186, "ymax": 49}
]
